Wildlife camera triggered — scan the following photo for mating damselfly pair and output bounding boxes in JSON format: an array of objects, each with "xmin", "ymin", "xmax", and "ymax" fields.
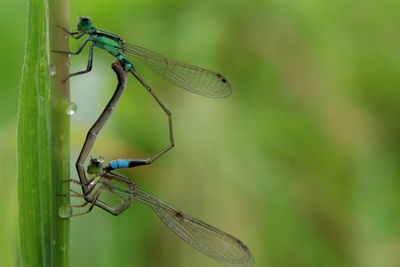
[{"xmin": 56, "ymin": 17, "xmax": 253, "ymax": 267}]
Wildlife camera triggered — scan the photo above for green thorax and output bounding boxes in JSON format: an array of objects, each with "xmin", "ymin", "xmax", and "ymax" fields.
[{"xmin": 91, "ymin": 33, "xmax": 122, "ymax": 56}]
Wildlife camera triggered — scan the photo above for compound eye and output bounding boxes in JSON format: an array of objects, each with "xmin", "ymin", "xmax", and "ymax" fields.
[
  {"xmin": 77, "ymin": 16, "xmax": 92, "ymax": 31},
  {"xmin": 95, "ymin": 157, "xmax": 105, "ymax": 167},
  {"xmin": 81, "ymin": 17, "xmax": 92, "ymax": 25}
]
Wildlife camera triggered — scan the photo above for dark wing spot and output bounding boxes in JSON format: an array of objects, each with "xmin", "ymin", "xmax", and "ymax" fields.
[
  {"xmin": 175, "ymin": 211, "xmax": 184, "ymax": 218},
  {"xmin": 216, "ymin": 73, "xmax": 227, "ymax": 84}
]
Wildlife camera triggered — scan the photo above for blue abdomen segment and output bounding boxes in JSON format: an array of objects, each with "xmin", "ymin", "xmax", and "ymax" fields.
[
  {"xmin": 108, "ymin": 159, "xmax": 130, "ymax": 170},
  {"xmin": 115, "ymin": 54, "xmax": 134, "ymax": 71},
  {"xmin": 107, "ymin": 159, "xmax": 148, "ymax": 170}
]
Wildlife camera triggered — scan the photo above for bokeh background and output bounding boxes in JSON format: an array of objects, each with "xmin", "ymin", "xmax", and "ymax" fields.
[{"xmin": 1, "ymin": 0, "xmax": 400, "ymax": 266}]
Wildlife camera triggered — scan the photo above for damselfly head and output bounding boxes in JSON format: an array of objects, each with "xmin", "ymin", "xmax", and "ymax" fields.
[
  {"xmin": 87, "ymin": 157, "xmax": 104, "ymax": 175},
  {"xmin": 77, "ymin": 16, "xmax": 92, "ymax": 32}
]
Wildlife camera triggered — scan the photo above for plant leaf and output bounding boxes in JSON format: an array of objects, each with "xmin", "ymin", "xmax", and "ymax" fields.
[{"xmin": 18, "ymin": 0, "xmax": 70, "ymax": 266}]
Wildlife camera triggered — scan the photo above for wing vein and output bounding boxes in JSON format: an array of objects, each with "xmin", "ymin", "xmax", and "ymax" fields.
[
  {"xmin": 122, "ymin": 43, "xmax": 232, "ymax": 98},
  {"xmin": 134, "ymin": 187, "xmax": 253, "ymax": 267}
]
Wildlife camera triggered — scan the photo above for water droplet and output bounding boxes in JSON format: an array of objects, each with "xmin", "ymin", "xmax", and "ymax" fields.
[
  {"xmin": 66, "ymin": 102, "xmax": 77, "ymax": 115},
  {"xmin": 58, "ymin": 205, "xmax": 73, "ymax": 218},
  {"xmin": 50, "ymin": 65, "xmax": 57, "ymax": 76},
  {"xmin": 59, "ymin": 244, "xmax": 67, "ymax": 252}
]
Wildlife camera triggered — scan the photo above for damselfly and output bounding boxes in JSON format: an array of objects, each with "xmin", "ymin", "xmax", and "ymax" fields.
[
  {"xmin": 54, "ymin": 17, "xmax": 232, "ymax": 98},
  {"xmin": 64, "ymin": 157, "xmax": 253, "ymax": 267}
]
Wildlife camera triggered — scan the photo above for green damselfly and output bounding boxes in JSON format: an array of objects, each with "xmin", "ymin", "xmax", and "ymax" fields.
[
  {"xmin": 64, "ymin": 157, "xmax": 253, "ymax": 267},
  {"xmin": 55, "ymin": 17, "xmax": 231, "ymax": 97}
]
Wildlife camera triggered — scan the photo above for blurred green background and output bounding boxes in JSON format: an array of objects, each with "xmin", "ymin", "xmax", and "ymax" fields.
[{"xmin": 2, "ymin": 0, "xmax": 400, "ymax": 266}]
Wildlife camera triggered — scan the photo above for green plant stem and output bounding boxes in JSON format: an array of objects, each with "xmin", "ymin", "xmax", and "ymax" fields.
[
  {"xmin": 49, "ymin": 0, "xmax": 70, "ymax": 266},
  {"xmin": 18, "ymin": 0, "xmax": 70, "ymax": 266}
]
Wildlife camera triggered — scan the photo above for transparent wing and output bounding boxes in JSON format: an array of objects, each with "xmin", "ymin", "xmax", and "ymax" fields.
[
  {"xmin": 134, "ymin": 187, "xmax": 253, "ymax": 267},
  {"xmin": 122, "ymin": 43, "xmax": 232, "ymax": 98}
]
